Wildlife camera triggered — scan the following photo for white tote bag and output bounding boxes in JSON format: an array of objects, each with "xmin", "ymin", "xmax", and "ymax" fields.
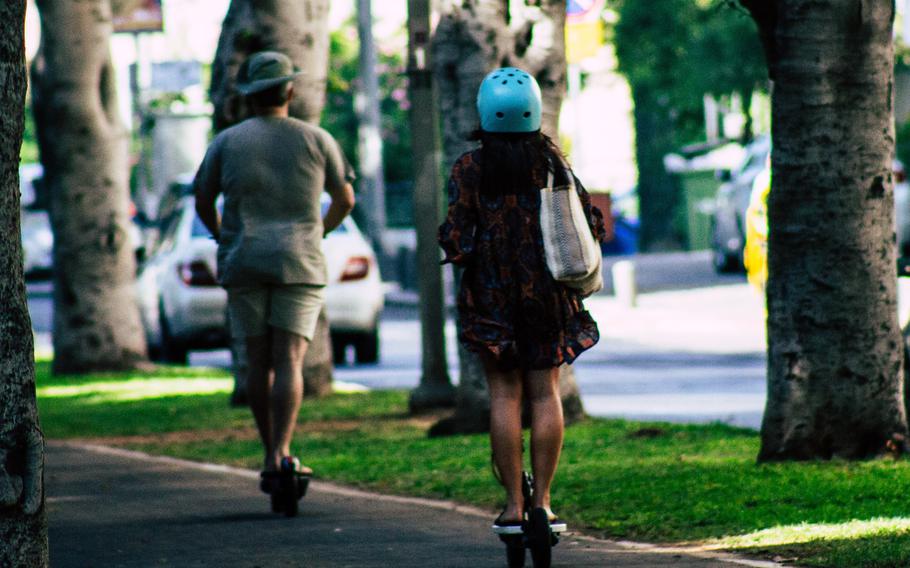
[{"xmin": 539, "ymin": 164, "xmax": 603, "ymax": 297}]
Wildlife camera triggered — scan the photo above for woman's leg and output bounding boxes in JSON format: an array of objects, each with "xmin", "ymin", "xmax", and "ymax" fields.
[
  {"xmin": 483, "ymin": 355, "xmax": 525, "ymax": 521},
  {"xmin": 524, "ymin": 366, "xmax": 563, "ymax": 511}
]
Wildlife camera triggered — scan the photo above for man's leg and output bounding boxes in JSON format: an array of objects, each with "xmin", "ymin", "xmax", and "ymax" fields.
[
  {"xmin": 268, "ymin": 327, "xmax": 309, "ymax": 471},
  {"xmin": 245, "ymin": 333, "xmax": 274, "ymax": 470}
]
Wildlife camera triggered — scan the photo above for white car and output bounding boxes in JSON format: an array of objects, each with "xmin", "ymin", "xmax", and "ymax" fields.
[
  {"xmin": 20, "ymin": 163, "xmax": 53, "ymax": 278},
  {"xmin": 20, "ymin": 163, "xmax": 145, "ymax": 278},
  {"xmin": 136, "ymin": 193, "xmax": 385, "ymax": 365},
  {"xmin": 894, "ymin": 160, "xmax": 910, "ymax": 258}
]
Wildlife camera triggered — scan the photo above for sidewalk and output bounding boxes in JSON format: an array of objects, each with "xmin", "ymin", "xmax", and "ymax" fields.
[{"xmin": 46, "ymin": 442, "xmax": 783, "ymax": 568}]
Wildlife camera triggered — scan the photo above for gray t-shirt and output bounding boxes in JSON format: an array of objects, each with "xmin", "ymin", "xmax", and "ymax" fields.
[{"xmin": 193, "ymin": 116, "xmax": 354, "ymax": 286}]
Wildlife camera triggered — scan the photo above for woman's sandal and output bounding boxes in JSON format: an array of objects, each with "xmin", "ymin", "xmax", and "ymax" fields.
[
  {"xmin": 492, "ymin": 510, "xmax": 525, "ymax": 535},
  {"xmin": 539, "ymin": 507, "xmax": 567, "ymax": 533}
]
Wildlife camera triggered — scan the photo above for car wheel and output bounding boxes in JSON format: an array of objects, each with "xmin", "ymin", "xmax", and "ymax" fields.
[
  {"xmin": 711, "ymin": 246, "xmax": 741, "ymax": 274},
  {"xmin": 159, "ymin": 306, "xmax": 189, "ymax": 365},
  {"xmin": 331, "ymin": 333, "xmax": 348, "ymax": 366},
  {"xmin": 354, "ymin": 327, "xmax": 379, "ymax": 364}
]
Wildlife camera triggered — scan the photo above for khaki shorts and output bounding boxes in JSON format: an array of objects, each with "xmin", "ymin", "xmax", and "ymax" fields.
[{"xmin": 227, "ymin": 284, "xmax": 326, "ymax": 341}]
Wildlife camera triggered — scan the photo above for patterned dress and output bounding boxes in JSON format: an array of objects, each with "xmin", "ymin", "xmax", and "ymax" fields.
[{"xmin": 438, "ymin": 149, "xmax": 606, "ymax": 371}]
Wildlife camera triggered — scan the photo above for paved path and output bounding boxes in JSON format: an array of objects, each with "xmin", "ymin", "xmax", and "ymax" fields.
[{"xmin": 46, "ymin": 443, "xmax": 781, "ymax": 568}]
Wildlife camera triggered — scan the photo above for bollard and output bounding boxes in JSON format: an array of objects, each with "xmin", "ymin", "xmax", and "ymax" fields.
[{"xmin": 612, "ymin": 260, "xmax": 637, "ymax": 307}]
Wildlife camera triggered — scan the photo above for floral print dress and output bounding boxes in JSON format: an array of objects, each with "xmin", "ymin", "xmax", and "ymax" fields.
[{"xmin": 438, "ymin": 149, "xmax": 606, "ymax": 371}]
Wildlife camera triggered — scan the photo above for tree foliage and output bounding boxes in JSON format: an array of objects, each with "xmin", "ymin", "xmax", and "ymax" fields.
[
  {"xmin": 610, "ymin": 0, "xmax": 766, "ymax": 249},
  {"xmin": 320, "ymin": 24, "xmax": 412, "ymax": 186}
]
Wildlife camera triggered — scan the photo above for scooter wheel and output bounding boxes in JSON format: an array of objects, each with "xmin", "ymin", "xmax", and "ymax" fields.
[
  {"xmin": 297, "ymin": 475, "xmax": 310, "ymax": 499},
  {"xmin": 270, "ymin": 492, "xmax": 283, "ymax": 513},
  {"xmin": 282, "ymin": 489, "xmax": 299, "ymax": 518},
  {"xmin": 505, "ymin": 538, "xmax": 526, "ymax": 568},
  {"xmin": 527, "ymin": 508, "xmax": 552, "ymax": 568},
  {"xmin": 529, "ymin": 543, "xmax": 550, "ymax": 568},
  {"xmin": 281, "ymin": 474, "xmax": 299, "ymax": 517}
]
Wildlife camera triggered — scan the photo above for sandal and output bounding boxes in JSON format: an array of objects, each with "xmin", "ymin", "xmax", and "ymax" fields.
[
  {"xmin": 259, "ymin": 470, "xmax": 281, "ymax": 494},
  {"xmin": 540, "ymin": 507, "xmax": 567, "ymax": 533},
  {"xmin": 492, "ymin": 511, "xmax": 525, "ymax": 535},
  {"xmin": 260, "ymin": 459, "xmax": 313, "ymax": 494}
]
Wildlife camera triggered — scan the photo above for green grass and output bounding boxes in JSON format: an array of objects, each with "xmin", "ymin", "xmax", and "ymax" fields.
[{"xmin": 36, "ymin": 362, "xmax": 910, "ymax": 567}]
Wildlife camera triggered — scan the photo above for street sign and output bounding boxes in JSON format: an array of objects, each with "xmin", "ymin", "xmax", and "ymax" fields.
[
  {"xmin": 151, "ymin": 61, "xmax": 202, "ymax": 93},
  {"xmin": 566, "ymin": 0, "xmax": 604, "ymax": 63},
  {"xmin": 114, "ymin": 0, "xmax": 164, "ymax": 33},
  {"xmin": 567, "ymin": 0, "xmax": 605, "ymax": 23}
]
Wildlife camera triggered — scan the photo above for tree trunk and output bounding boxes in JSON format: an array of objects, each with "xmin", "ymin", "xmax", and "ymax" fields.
[
  {"xmin": 31, "ymin": 0, "xmax": 148, "ymax": 374},
  {"xmin": 430, "ymin": 0, "xmax": 585, "ymax": 435},
  {"xmin": 433, "ymin": 0, "xmax": 567, "ymax": 167},
  {"xmin": 632, "ymin": 87, "xmax": 683, "ymax": 251},
  {"xmin": 742, "ymin": 1, "xmax": 908, "ymax": 460},
  {"xmin": 0, "ymin": 1, "xmax": 49, "ymax": 563},
  {"xmin": 212, "ymin": 0, "xmax": 335, "ymax": 400},
  {"xmin": 210, "ymin": 0, "xmax": 330, "ymax": 132}
]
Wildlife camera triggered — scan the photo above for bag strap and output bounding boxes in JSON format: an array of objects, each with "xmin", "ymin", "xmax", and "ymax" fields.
[{"xmin": 545, "ymin": 155, "xmax": 575, "ymax": 190}]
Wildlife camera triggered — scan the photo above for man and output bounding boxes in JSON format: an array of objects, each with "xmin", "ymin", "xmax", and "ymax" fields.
[{"xmin": 194, "ymin": 51, "xmax": 356, "ymax": 505}]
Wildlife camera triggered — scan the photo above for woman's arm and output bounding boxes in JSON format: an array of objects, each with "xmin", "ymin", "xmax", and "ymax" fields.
[
  {"xmin": 438, "ymin": 154, "xmax": 478, "ymax": 265},
  {"xmin": 572, "ymin": 173, "xmax": 608, "ymax": 243}
]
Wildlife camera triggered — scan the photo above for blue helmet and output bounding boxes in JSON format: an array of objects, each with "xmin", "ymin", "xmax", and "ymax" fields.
[{"xmin": 476, "ymin": 67, "xmax": 542, "ymax": 133}]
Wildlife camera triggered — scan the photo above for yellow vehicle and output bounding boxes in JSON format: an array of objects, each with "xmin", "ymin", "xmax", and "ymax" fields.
[{"xmin": 743, "ymin": 163, "xmax": 771, "ymax": 292}]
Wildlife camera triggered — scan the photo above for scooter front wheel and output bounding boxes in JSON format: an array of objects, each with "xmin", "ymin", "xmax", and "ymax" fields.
[
  {"xmin": 502, "ymin": 535, "xmax": 525, "ymax": 568},
  {"xmin": 527, "ymin": 508, "xmax": 552, "ymax": 568}
]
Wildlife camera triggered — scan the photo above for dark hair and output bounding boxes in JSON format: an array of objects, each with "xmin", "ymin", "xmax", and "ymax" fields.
[
  {"xmin": 248, "ymin": 83, "xmax": 291, "ymax": 108},
  {"xmin": 469, "ymin": 129, "xmax": 565, "ymax": 195}
]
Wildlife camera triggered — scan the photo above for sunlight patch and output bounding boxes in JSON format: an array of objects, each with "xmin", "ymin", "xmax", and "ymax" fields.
[
  {"xmin": 38, "ymin": 377, "xmax": 233, "ymax": 402},
  {"xmin": 710, "ymin": 517, "xmax": 910, "ymax": 550}
]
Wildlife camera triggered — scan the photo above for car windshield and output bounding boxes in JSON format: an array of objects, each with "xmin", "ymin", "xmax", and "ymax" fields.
[{"xmin": 191, "ymin": 215, "xmax": 212, "ymax": 238}]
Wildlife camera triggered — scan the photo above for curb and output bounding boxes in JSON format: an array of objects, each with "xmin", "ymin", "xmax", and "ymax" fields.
[{"xmin": 50, "ymin": 441, "xmax": 791, "ymax": 568}]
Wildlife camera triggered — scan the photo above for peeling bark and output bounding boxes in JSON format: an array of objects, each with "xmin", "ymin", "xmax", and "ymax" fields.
[
  {"xmin": 212, "ymin": 0, "xmax": 334, "ymax": 399},
  {"xmin": 431, "ymin": 0, "xmax": 585, "ymax": 434},
  {"xmin": 744, "ymin": 1, "xmax": 908, "ymax": 460},
  {"xmin": 32, "ymin": 0, "xmax": 148, "ymax": 374},
  {"xmin": 0, "ymin": 1, "xmax": 49, "ymax": 564},
  {"xmin": 433, "ymin": 0, "xmax": 566, "ymax": 168},
  {"xmin": 210, "ymin": 0, "xmax": 330, "ymax": 132}
]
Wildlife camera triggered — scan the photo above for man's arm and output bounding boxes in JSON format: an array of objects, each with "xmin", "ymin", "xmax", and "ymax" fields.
[
  {"xmin": 193, "ymin": 144, "xmax": 222, "ymax": 242},
  {"xmin": 323, "ymin": 182, "xmax": 355, "ymax": 237},
  {"xmin": 195, "ymin": 189, "xmax": 221, "ymax": 242}
]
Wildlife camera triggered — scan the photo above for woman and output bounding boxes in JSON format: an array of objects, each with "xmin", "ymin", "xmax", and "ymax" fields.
[{"xmin": 438, "ymin": 68, "xmax": 605, "ymax": 536}]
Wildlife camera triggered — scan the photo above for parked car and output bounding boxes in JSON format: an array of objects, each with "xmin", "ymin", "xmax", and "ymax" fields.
[
  {"xmin": 136, "ymin": 192, "xmax": 384, "ymax": 365},
  {"xmin": 744, "ymin": 159, "xmax": 910, "ymax": 291},
  {"xmin": 710, "ymin": 135, "xmax": 770, "ymax": 273},
  {"xmin": 20, "ymin": 163, "xmax": 146, "ymax": 278},
  {"xmin": 20, "ymin": 164, "xmax": 53, "ymax": 278},
  {"xmin": 893, "ymin": 160, "xmax": 910, "ymax": 258}
]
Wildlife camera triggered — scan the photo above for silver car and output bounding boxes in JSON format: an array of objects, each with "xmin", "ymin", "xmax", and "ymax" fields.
[{"xmin": 136, "ymin": 194, "xmax": 384, "ymax": 364}]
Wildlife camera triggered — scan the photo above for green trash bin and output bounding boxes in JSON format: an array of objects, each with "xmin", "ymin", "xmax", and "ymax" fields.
[{"xmin": 676, "ymin": 170, "xmax": 721, "ymax": 251}]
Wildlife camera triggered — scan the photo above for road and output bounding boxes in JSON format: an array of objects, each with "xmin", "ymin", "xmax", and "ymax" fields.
[{"xmin": 28, "ymin": 251, "xmax": 770, "ymax": 429}]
